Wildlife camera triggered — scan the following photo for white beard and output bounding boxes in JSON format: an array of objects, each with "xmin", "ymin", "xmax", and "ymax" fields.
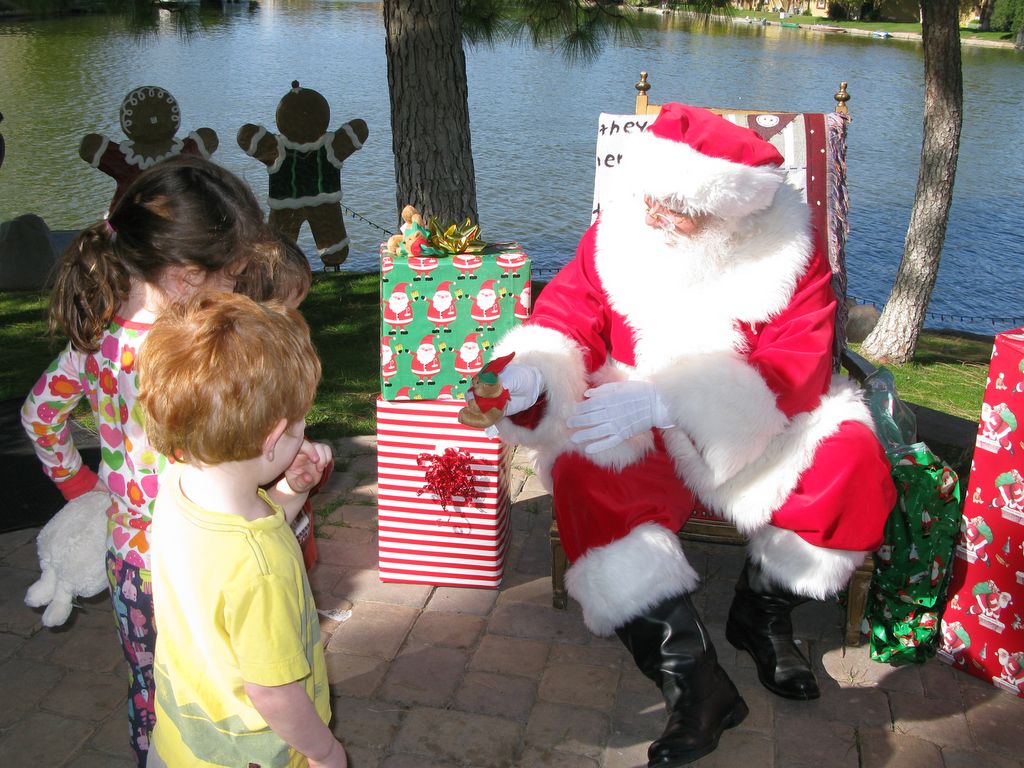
[
  {"xmin": 389, "ymin": 296, "xmax": 409, "ymax": 314},
  {"xmin": 594, "ymin": 184, "xmax": 815, "ymax": 365},
  {"xmin": 416, "ymin": 350, "xmax": 436, "ymax": 365}
]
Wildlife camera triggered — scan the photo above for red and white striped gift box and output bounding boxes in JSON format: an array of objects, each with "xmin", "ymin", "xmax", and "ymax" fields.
[{"xmin": 376, "ymin": 398, "xmax": 512, "ymax": 587}]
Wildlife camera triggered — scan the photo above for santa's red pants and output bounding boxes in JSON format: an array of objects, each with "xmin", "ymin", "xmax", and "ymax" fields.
[{"xmin": 551, "ymin": 421, "xmax": 894, "ymax": 564}]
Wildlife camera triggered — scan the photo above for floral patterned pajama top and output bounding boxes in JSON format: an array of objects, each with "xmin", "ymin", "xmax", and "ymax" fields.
[{"xmin": 22, "ymin": 316, "xmax": 163, "ymax": 568}]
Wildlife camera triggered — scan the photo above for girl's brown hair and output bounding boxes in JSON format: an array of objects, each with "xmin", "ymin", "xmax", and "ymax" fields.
[{"xmin": 49, "ymin": 155, "xmax": 275, "ymax": 352}]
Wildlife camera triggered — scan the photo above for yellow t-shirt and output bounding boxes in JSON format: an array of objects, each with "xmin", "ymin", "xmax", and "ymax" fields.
[{"xmin": 150, "ymin": 467, "xmax": 330, "ymax": 767}]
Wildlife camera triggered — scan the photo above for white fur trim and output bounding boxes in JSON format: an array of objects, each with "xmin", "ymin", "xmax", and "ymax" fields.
[
  {"xmin": 626, "ymin": 130, "xmax": 786, "ymax": 220},
  {"xmin": 493, "ymin": 325, "xmax": 587, "ymax": 456},
  {"xmin": 747, "ymin": 525, "xmax": 866, "ymax": 599},
  {"xmin": 664, "ymin": 376, "xmax": 874, "ymax": 535},
  {"xmin": 565, "ymin": 523, "xmax": 700, "ymax": 635},
  {"xmin": 652, "ymin": 352, "xmax": 787, "ymax": 486},
  {"xmin": 596, "ymin": 183, "xmax": 813, "ymax": 338}
]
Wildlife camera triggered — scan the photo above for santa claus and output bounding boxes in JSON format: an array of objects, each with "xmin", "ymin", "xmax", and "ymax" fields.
[
  {"xmin": 383, "ymin": 282, "xmax": 413, "ymax": 335},
  {"xmin": 452, "ymin": 250, "xmax": 483, "ymax": 279},
  {"xmin": 427, "ymin": 281, "xmax": 458, "ymax": 334},
  {"xmin": 489, "ymin": 104, "xmax": 895, "ymax": 766},
  {"xmin": 409, "ymin": 335, "xmax": 441, "ymax": 385},
  {"xmin": 514, "ymin": 283, "xmax": 532, "ymax": 322},
  {"xmin": 454, "ymin": 332, "xmax": 484, "ymax": 381},
  {"xmin": 978, "ymin": 402, "xmax": 1016, "ymax": 454},
  {"xmin": 471, "ymin": 279, "xmax": 501, "ymax": 331},
  {"xmin": 381, "ymin": 336, "xmax": 397, "ymax": 386}
]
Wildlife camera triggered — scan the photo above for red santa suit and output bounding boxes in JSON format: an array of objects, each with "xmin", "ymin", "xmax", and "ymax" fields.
[
  {"xmin": 381, "ymin": 337, "xmax": 397, "ymax": 385},
  {"xmin": 496, "ymin": 249, "xmax": 528, "ymax": 277},
  {"xmin": 410, "ymin": 336, "xmax": 441, "ymax": 383},
  {"xmin": 383, "ymin": 283, "xmax": 414, "ymax": 335},
  {"xmin": 427, "ymin": 281, "xmax": 458, "ymax": 333},
  {"xmin": 494, "ymin": 105, "xmax": 895, "ymax": 635},
  {"xmin": 471, "ymin": 280, "xmax": 501, "ymax": 330},
  {"xmin": 514, "ymin": 284, "xmax": 532, "ymax": 322},
  {"xmin": 455, "ymin": 334, "xmax": 484, "ymax": 379},
  {"xmin": 453, "ymin": 252, "xmax": 483, "ymax": 279}
]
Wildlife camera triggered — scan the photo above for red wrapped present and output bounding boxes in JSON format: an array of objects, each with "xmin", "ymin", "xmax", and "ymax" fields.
[
  {"xmin": 939, "ymin": 328, "xmax": 1024, "ymax": 697},
  {"xmin": 376, "ymin": 398, "xmax": 511, "ymax": 587}
]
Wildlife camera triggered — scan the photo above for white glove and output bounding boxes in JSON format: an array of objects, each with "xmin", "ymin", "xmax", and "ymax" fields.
[
  {"xmin": 567, "ymin": 380, "xmax": 674, "ymax": 454},
  {"xmin": 498, "ymin": 363, "xmax": 545, "ymax": 416}
]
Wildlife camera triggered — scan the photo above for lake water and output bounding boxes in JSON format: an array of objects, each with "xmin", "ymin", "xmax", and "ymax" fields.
[{"xmin": 1, "ymin": 1, "xmax": 1022, "ymax": 333}]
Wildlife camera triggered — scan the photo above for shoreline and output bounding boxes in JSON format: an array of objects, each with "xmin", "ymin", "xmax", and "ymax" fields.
[{"xmin": 640, "ymin": 8, "xmax": 1020, "ymax": 50}]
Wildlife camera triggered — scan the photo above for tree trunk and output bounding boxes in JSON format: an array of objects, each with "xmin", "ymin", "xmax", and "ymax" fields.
[
  {"xmin": 1016, "ymin": 24, "xmax": 1024, "ymax": 49},
  {"xmin": 382, "ymin": 0, "xmax": 478, "ymax": 224},
  {"xmin": 860, "ymin": 0, "xmax": 962, "ymax": 365}
]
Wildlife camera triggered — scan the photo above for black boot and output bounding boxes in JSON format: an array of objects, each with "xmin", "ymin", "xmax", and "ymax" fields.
[
  {"xmin": 726, "ymin": 559, "xmax": 820, "ymax": 700},
  {"xmin": 616, "ymin": 593, "xmax": 748, "ymax": 767}
]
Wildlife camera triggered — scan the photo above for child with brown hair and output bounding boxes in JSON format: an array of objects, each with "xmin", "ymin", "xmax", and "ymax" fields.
[
  {"xmin": 138, "ymin": 292, "xmax": 343, "ymax": 768},
  {"xmin": 235, "ymin": 234, "xmax": 326, "ymax": 570},
  {"xmin": 236, "ymin": 233, "xmax": 313, "ymax": 307},
  {"xmin": 21, "ymin": 155, "xmax": 279, "ymax": 766}
]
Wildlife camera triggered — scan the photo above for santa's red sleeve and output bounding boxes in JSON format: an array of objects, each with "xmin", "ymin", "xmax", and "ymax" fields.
[
  {"xmin": 493, "ymin": 224, "xmax": 610, "ymax": 450},
  {"xmin": 650, "ymin": 246, "xmax": 837, "ymax": 488},
  {"xmin": 745, "ymin": 248, "xmax": 836, "ymax": 418}
]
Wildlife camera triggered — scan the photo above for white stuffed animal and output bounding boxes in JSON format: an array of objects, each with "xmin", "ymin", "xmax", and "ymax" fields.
[{"xmin": 25, "ymin": 490, "xmax": 110, "ymax": 627}]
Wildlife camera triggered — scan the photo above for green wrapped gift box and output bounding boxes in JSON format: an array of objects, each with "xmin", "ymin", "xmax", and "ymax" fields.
[{"xmin": 380, "ymin": 243, "xmax": 531, "ymax": 401}]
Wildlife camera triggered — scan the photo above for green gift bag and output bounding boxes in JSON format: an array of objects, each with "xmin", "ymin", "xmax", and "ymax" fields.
[{"xmin": 861, "ymin": 367, "xmax": 963, "ymax": 664}]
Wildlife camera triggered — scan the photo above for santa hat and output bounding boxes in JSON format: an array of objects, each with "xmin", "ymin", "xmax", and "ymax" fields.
[
  {"xmin": 391, "ymin": 282, "xmax": 409, "ymax": 295},
  {"xmin": 630, "ymin": 102, "xmax": 786, "ymax": 220},
  {"xmin": 462, "ymin": 333, "xmax": 479, "ymax": 345},
  {"xmin": 419, "ymin": 335, "xmax": 435, "ymax": 347},
  {"xmin": 435, "ymin": 281, "xmax": 453, "ymax": 293},
  {"xmin": 478, "ymin": 280, "xmax": 497, "ymax": 292}
]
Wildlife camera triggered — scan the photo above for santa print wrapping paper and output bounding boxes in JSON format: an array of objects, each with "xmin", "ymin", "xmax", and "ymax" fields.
[
  {"xmin": 380, "ymin": 243, "xmax": 531, "ymax": 401},
  {"xmin": 939, "ymin": 328, "xmax": 1024, "ymax": 697},
  {"xmin": 376, "ymin": 398, "xmax": 512, "ymax": 588}
]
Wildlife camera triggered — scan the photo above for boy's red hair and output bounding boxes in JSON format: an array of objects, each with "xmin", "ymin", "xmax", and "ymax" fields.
[{"xmin": 138, "ymin": 292, "xmax": 321, "ymax": 465}]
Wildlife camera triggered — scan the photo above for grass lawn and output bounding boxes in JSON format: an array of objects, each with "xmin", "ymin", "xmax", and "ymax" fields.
[{"xmin": 1, "ymin": 273, "xmax": 992, "ymax": 439}]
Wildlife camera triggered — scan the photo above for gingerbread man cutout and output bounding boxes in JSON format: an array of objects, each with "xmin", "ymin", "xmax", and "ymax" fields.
[
  {"xmin": 237, "ymin": 81, "xmax": 368, "ymax": 267},
  {"xmin": 79, "ymin": 86, "xmax": 218, "ymax": 210}
]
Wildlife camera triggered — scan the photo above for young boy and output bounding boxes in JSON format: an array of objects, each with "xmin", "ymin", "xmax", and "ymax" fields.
[{"xmin": 137, "ymin": 292, "xmax": 345, "ymax": 768}]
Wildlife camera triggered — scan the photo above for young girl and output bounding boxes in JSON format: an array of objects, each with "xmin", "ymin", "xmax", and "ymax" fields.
[{"xmin": 21, "ymin": 155, "xmax": 279, "ymax": 767}]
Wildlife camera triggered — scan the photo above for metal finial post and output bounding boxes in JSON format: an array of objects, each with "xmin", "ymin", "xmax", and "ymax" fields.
[
  {"xmin": 635, "ymin": 71, "xmax": 651, "ymax": 113},
  {"xmin": 834, "ymin": 81, "xmax": 851, "ymax": 116}
]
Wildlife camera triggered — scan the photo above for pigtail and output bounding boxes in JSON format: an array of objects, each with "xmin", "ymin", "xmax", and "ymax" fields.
[{"xmin": 48, "ymin": 221, "xmax": 131, "ymax": 353}]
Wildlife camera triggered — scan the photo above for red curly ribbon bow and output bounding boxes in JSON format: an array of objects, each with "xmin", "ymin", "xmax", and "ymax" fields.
[{"xmin": 416, "ymin": 448, "xmax": 479, "ymax": 511}]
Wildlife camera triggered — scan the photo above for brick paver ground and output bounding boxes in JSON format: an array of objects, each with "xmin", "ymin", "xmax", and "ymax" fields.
[{"xmin": 1, "ymin": 436, "xmax": 1021, "ymax": 767}]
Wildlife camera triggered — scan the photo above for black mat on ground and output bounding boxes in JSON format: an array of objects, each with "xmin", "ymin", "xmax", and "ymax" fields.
[{"xmin": 0, "ymin": 397, "xmax": 100, "ymax": 533}]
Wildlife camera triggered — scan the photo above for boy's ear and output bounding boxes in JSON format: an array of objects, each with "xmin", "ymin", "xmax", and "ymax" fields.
[{"xmin": 262, "ymin": 418, "xmax": 289, "ymax": 459}]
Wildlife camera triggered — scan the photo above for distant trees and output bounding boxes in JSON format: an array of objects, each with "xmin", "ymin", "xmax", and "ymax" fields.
[{"xmin": 989, "ymin": 0, "xmax": 1024, "ymax": 45}]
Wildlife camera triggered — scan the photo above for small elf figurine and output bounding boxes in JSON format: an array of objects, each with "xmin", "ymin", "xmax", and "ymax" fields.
[
  {"xmin": 237, "ymin": 80, "xmax": 368, "ymax": 267},
  {"xmin": 458, "ymin": 352, "xmax": 515, "ymax": 429},
  {"xmin": 79, "ymin": 86, "xmax": 218, "ymax": 210}
]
